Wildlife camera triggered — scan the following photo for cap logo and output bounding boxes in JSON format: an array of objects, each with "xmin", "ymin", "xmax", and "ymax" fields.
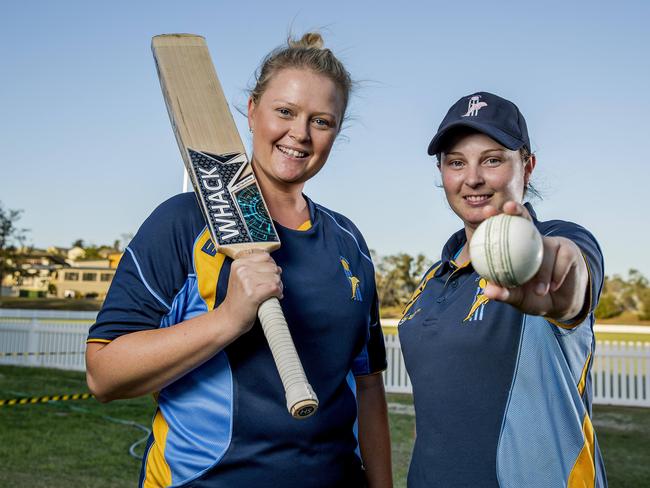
[{"xmin": 462, "ymin": 95, "xmax": 488, "ymax": 117}]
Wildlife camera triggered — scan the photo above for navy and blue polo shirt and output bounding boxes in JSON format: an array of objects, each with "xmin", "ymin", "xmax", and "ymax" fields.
[
  {"xmin": 399, "ymin": 205, "xmax": 607, "ymax": 488},
  {"xmin": 88, "ymin": 192, "xmax": 386, "ymax": 487}
]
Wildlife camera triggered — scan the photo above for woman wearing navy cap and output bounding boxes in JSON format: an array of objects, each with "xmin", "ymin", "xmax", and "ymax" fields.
[{"xmin": 399, "ymin": 92, "xmax": 607, "ymax": 487}]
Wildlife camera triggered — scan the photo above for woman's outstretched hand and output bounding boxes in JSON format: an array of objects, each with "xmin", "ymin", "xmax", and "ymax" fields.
[{"xmin": 480, "ymin": 201, "xmax": 589, "ymax": 322}]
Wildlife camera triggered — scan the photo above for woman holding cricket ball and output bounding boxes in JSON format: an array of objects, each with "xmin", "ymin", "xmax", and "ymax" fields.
[
  {"xmin": 399, "ymin": 92, "xmax": 607, "ymax": 487},
  {"xmin": 86, "ymin": 33, "xmax": 391, "ymax": 487}
]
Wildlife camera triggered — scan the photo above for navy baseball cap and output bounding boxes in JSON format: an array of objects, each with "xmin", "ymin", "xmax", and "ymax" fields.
[{"xmin": 427, "ymin": 92, "xmax": 530, "ymax": 156}]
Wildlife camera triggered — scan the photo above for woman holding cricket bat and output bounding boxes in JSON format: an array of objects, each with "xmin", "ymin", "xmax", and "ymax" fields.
[
  {"xmin": 399, "ymin": 92, "xmax": 607, "ymax": 487},
  {"xmin": 86, "ymin": 33, "xmax": 392, "ymax": 488}
]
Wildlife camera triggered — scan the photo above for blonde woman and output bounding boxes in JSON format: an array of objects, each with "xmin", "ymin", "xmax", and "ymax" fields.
[{"xmin": 87, "ymin": 34, "xmax": 392, "ymax": 488}]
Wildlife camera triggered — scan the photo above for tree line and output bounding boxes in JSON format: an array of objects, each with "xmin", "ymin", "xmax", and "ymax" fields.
[
  {"xmin": 371, "ymin": 253, "xmax": 650, "ymax": 322},
  {"xmin": 0, "ymin": 202, "xmax": 28, "ymax": 295},
  {"xmin": 595, "ymin": 269, "xmax": 650, "ymax": 320},
  {"xmin": 372, "ymin": 252, "xmax": 431, "ymax": 312},
  {"xmin": 3, "ymin": 201, "xmax": 649, "ymax": 320},
  {"xmin": 0, "ymin": 202, "xmax": 132, "ymax": 296}
]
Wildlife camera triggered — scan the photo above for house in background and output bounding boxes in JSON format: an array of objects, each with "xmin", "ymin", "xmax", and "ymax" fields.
[
  {"xmin": 50, "ymin": 263, "xmax": 117, "ymax": 298},
  {"xmin": 2, "ymin": 247, "xmax": 123, "ymax": 299},
  {"xmin": 1, "ymin": 251, "xmax": 68, "ymax": 298},
  {"xmin": 50, "ymin": 253, "xmax": 123, "ymax": 299}
]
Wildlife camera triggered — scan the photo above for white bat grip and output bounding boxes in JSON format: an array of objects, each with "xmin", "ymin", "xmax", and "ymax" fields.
[{"xmin": 257, "ymin": 297, "xmax": 318, "ymax": 418}]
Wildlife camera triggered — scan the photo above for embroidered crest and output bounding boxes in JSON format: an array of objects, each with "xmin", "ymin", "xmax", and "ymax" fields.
[
  {"xmin": 463, "ymin": 277, "xmax": 490, "ymax": 322},
  {"xmin": 340, "ymin": 256, "xmax": 362, "ymax": 301},
  {"xmin": 462, "ymin": 95, "xmax": 488, "ymax": 117}
]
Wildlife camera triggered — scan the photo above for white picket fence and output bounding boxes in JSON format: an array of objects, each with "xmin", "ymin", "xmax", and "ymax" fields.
[
  {"xmin": 0, "ymin": 310, "xmax": 94, "ymax": 372},
  {"xmin": 383, "ymin": 331, "xmax": 650, "ymax": 407},
  {"xmin": 592, "ymin": 341, "xmax": 650, "ymax": 407},
  {"xmin": 1, "ymin": 310, "xmax": 649, "ymax": 407},
  {"xmin": 383, "ymin": 334, "xmax": 413, "ymax": 394}
]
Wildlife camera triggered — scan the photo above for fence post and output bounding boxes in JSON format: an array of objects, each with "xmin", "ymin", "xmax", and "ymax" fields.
[
  {"xmin": 27, "ymin": 317, "xmax": 39, "ymax": 366},
  {"xmin": 645, "ymin": 343, "xmax": 650, "ymax": 404}
]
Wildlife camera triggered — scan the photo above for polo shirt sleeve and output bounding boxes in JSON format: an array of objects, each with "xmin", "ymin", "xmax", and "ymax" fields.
[
  {"xmin": 349, "ymin": 225, "xmax": 387, "ymax": 376},
  {"xmin": 351, "ymin": 290, "xmax": 387, "ymax": 376},
  {"xmin": 541, "ymin": 220, "xmax": 604, "ymax": 327},
  {"xmin": 87, "ymin": 194, "xmax": 197, "ymax": 343}
]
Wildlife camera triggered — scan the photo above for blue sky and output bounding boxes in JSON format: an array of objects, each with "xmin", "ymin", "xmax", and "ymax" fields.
[{"xmin": 1, "ymin": 0, "xmax": 648, "ymax": 279}]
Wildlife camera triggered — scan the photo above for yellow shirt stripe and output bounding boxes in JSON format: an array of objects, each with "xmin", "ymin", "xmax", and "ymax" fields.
[
  {"xmin": 296, "ymin": 219, "xmax": 312, "ymax": 231},
  {"xmin": 577, "ymin": 351, "xmax": 592, "ymax": 397},
  {"xmin": 401, "ymin": 264, "xmax": 442, "ymax": 318},
  {"xmin": 143, "ymin": 409, "xmax": 172, "ymax": 487},
  {"xmin": 194, "ymin": 228, "xmax": 226, "ymax": 310},
  {"xmin": 567, "ymin": 413, "xmax": 596, "ymax": 487}
]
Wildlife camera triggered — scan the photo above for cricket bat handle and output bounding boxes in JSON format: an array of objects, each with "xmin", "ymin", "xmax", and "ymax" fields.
[{"xmin": 257, "ymin": 298, "xmax": 319, "ymax": 418}]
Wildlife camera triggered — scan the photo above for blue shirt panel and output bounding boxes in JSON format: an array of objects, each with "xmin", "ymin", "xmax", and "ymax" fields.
[
  {"xmin": 89, "ymin": 193, "xmax": 205, "ymax": 340},
  {"xmin": 496, "ymin": 315, "xmax": 600, "ymax": 488}
]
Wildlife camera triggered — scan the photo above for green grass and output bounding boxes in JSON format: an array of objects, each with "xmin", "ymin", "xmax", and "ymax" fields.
[
  {"xmin": 382, "ymin": 326, "xmax": 650, "ymax": 344},
  {"xmin": 386, "ymin": 396, "xmax": 650, "ymax": 488},
  {"xmin": 387, "ymin": 393, "xmax": 415, "ymax": 485},
  {"xmin": 1, "ymin": 367, "xmax": 648, "ymax": 487},
  {"xmin": 1, "ymin": 300, "xmax": 648, "ymax": 323},
  {"xmin": 598, "ymin": 311, "xmax": 650, "ymax": 326},
  {"xmin": 381, "ymin": 308, "xmax": 650, "ymax": 326},
  {"xmin": 0, "ymin": 366, "xmax": 154, "ymax": 487},
  {"xmin": 596, "ymin": 332, "xmax": 650, "ymax": 343},
  {"xmin": 593, "ymin": 405, "xmax": 650, "ymax": 487},
  {"xmin": 0, "ymin": 297, "xmax": 102, "ymax": 311}
]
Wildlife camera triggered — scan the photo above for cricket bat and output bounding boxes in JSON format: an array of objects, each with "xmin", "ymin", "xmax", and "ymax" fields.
[{"xmin": 152, "ymin": 34, "xmax": 318, "ymax": 419}]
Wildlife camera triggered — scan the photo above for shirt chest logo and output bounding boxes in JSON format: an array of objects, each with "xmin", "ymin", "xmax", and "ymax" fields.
[
  {"xmin": 340, "ymin": 256, "xmax": 362, "ymax": 301},
  {"xmin": 201, "ymin": 238, "xmax": 217, "ymax": 256},
  {"xmin": 463, "ymin": 277, "xmax": 490, "ymax": 322}
]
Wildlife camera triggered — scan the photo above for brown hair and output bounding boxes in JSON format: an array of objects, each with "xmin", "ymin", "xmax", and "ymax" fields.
[
  {"xmin": 249, "ymin": 32, "xmax": 353, "ymax": 124},
  {"xmin": 518, "ymin": 145, "xmax": 541, "ymax": 200}
]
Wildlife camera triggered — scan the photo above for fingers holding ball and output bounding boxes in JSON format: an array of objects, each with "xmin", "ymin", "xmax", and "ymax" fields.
[{"xmin": 469, "ymin": 213, "xmax": 543, "ymax": 288}]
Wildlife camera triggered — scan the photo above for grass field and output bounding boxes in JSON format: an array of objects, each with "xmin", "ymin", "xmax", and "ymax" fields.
[
  {"xmin": 381, "ymin": 307, "xmax": 650, "ymax": 326},
  {"xmin": 2, "ymin": 298, "xmax": 649, "ymax": 326},
  {"xmin": 3, "ymin": 301, "xmax": 647, "ymax": 345},
  {"xmin": 1, "ymin": 366, "xmax": 649, "ymax": 487},
  {"xmin": 598, "ymin": 311, "xmax": 650, "ymax": 326},
  {"xmin": 596, "ymin": 332, "xmax": 650, "ymax": 343},
  {"xmin": 381, "ymin": 325, "xmax": 650, "ymax": 343},
  {"xmin": 2, "ymin": 298, "xmax": 649, "ymax": 338},
  {"xmin": 0, "ymin": 297, "xmax": 102, "ymax": 311},
  {"xmin": 0, "ymin": 366, "xmax": 153, "ymax": 487}
]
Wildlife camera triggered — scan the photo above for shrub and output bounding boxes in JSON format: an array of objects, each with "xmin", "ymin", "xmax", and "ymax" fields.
[
  {"xmin": 638, "ymin": 289, "xmax": 650, "ymax": 321},
  {"xmin": 595, "ymin": 293, "xmax": 624, "ymax": 319}
]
